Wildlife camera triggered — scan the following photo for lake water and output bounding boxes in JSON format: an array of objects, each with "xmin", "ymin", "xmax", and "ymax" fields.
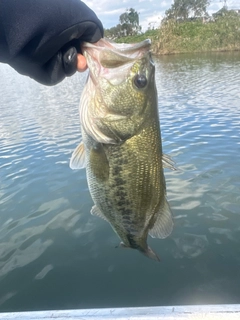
[{"xmin": 0, "ymin": 52, "xmax": 240, "ymax": 312}]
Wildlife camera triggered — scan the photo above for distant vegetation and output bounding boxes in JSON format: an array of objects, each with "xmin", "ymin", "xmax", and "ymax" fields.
[
  {"xmin": 152, "ymin": 10, "xmax": 240, "ymax": 54},
  {"xmin": 104, "ymin": 1, "xmax": 240, "ymax": 55},
  {"xmin": 104, "ymin": 8, "xmax": 141, "ymax": 38},
  {"xmin": 165, "ymin": 0, "xmax": 210, "ymax": 21}
]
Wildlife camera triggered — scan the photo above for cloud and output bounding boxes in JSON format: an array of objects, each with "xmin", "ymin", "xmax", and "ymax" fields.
[
  {"xmin": 142, "ymin": 13, "xmax": 162, "ymax": 31},
  {"xmin": 84, "ymin": 0, "xmax": 168, "ymax": 30},
  {"xmin": 83, "ymin": 0, "xmax": 240, "ymax": 31},
  {"xmin": 104, "ymin": 8, "xmax": 127, "ymax": 15}
]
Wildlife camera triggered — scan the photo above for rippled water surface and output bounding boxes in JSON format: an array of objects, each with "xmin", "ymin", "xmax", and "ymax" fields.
[{"xmin": 0, "ymin": 52, "xmax": 240, "ymax": 311}]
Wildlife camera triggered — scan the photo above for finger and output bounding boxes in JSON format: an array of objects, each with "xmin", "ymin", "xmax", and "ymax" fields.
[{"xmin": 77, "ymin": 54, "xmax": 88, "ymax": 72}]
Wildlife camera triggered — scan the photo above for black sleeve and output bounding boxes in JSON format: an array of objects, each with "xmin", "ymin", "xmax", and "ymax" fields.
[{"xmin": 0, "ymin": 0, "xmax": 103, "ymax": 85}]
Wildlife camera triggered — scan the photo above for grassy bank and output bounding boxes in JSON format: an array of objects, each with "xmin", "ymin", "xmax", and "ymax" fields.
[{"xmin": 115, "ymin": 12, "xmax": 240, "ymax": 55}]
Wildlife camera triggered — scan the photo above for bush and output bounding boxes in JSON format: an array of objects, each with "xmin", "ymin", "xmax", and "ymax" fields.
[
  {"xmin": 152, "ymin": 12, "xmax": 240, "ymax": 54},
  {"xmin": 115, "ymin": 12, "xmax": 240, "ymax": 55}
]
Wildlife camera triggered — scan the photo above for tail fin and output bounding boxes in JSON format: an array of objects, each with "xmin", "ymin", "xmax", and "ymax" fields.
[
  {"xmin": 141, "ymin": 246, "xmax": 160, "ymax": 262},
  {"xmin": 119, "ymin": 241, "xmax": 160, "ymax": 262}
]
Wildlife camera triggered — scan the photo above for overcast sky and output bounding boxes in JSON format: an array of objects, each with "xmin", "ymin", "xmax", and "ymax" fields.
[{"xmin": 84, "ymin": 0, "xmax": 240, "ymax": 31}]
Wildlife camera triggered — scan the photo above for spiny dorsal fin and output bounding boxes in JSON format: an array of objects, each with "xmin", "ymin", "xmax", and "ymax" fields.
[
  {"xmin": 69, "ymin": 141, "xmax": 86, "ymax": 170},
  {"xmin": 162, "ymin": 153, "xmax": 177, "ymax": 171},
  {"xmin": 91, "ymin": 205, "xmax": 108, "ymax": 222},
  {"xmin": 149, "ymin": 197, "xmax": 173, "ymax": 239}
]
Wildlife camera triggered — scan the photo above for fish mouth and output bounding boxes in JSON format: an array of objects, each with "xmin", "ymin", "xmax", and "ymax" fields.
[
  {"xmin": 82, "ymin": 38, "xmax": 151, "ymax": 55},
  {"xmin": 82, "ymin": 38, "xmax": 151, "ymax": 65},
  {"xmin": 81, "ymin": 38, "xmax": 152, "ymax": 83}
]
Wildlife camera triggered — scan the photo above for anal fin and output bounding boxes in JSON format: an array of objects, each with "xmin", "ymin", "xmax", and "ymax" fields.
[{"xmin": 149, "ymin": 197, "xmax": 173, "ymax": 239}]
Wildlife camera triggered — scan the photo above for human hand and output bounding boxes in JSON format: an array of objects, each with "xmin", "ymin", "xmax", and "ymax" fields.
[
  {"xmin": 60, "ymin": 48, "xmax": 88, "ymax": 76},
  {"xmin": 3, "ymin": 0, "xmax": 103, "ymax": 85}
]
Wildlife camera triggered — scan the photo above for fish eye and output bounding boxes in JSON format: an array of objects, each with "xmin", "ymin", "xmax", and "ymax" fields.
[{"xmin": 133, "ymin": 74, "xmax": 147, "ymax": 89}]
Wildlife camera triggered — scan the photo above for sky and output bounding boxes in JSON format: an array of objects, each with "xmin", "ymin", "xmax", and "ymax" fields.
[{"xmin": 83, "ymin": 0, "xmax": 240, "ymax": 31}]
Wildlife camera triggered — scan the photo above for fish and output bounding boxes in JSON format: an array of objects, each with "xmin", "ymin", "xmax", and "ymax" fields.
[{"xmin": 70, "ymin": 38, "xmax": 174, "ymax": 261}]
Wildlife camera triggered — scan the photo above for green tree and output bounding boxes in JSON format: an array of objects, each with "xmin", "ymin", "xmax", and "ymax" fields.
[
  {"xmin": 165, "ymin": 0, "xmax": 210, "ymax": 21},
  {"xmin": 119, "ymin": 8, "xmax": 141, "ymax": 36},
  {"xmin": 104, "ymin": 8, "xmax": 142, "ymax": 39},
  {"xmin": 104, "ymin": 25, "xmax": 122, "ymax": 39},
  {"xmin": 212, "ymin": 6, "xmax": 240, "ymax": 19}
]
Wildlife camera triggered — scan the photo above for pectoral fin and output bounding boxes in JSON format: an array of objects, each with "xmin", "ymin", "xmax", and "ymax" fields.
[
  {"xmin": 149, "ymin": 197, "xmax": 173, "ymax": 239},
  {"xmin": 89, "ymin": 142, "xmax": 109, "ymax": 181},
  {"xmin": 70, "ymin": 141, "xmax": 86, "ymax": 169}
]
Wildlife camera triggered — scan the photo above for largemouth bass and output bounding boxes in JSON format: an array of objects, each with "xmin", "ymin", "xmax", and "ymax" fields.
[{"xmin": 70, "ymin": 38, "xmax": 174, "ymax": 261}]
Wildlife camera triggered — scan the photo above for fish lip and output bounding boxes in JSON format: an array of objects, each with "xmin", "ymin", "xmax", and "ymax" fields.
[
  {"xmin": 82, "ymin": 38, "xmax": 151, "ymax": 54},
  {"xmin": 83, "ymin": 51, "xmax": 99, "ymax": 86},
  {"xmin": 82, "ymin": 38, "xmax": 152, "ymax": 70}
]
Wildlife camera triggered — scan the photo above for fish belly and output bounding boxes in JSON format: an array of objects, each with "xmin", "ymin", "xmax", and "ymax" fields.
[{"xmin": 84, "ymin": 121, "xmax": 165, "ymax": 243}]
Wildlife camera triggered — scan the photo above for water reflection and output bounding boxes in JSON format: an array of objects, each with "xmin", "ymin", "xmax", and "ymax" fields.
[
  {"xmin": 172, "ymin": 233, "xmax": 209, "ymax": 259},
  {"xmin": 0, "ymin": 52, "xmax": 240, "ymax": 311}
]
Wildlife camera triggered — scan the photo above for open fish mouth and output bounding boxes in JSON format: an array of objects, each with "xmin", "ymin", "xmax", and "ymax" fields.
[
  {"xmin": 81, "ymin": 38, "xmax": 153, "ymax": 85},
  {"xmin": 82, "ymin": 38, "xmax": 152, "ymax": 54}
]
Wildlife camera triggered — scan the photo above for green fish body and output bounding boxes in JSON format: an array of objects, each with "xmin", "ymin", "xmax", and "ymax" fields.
[{"xmin": 70, "ymin": 38, "xmax": 174, "ymax": 261}]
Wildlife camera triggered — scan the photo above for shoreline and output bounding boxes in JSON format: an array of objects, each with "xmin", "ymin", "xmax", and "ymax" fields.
[
  {"xmin": 115, "ymin": 13, "xmax": 240, "ymax": 57},
  {"xmin": 152, "ymin": 47, "xmax": 240, "ymax": 56}
]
